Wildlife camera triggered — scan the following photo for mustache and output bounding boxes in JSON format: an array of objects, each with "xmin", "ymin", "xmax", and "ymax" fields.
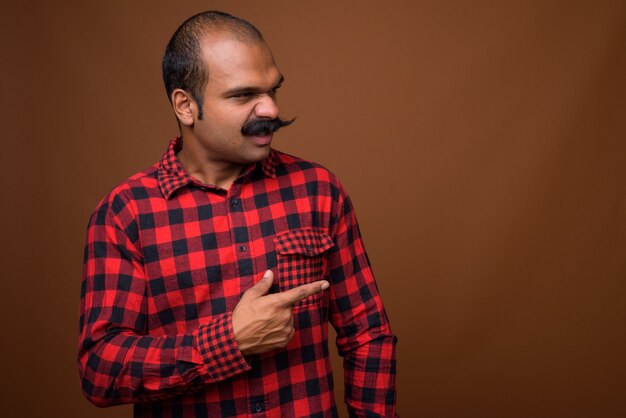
[{"xmin": 241, "ymin": 117, "xmax": 295, "ymax": 136}]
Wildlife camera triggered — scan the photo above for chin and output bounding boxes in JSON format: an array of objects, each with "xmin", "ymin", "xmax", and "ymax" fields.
[{"xmin": 241, "ymin": 145, "xmax": 272, "ymax": 164}]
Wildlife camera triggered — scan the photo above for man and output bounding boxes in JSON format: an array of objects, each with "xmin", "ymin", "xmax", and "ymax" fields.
[{"xmin": 78, "ymin": 11, "xmax": 397, "ymax": 417}]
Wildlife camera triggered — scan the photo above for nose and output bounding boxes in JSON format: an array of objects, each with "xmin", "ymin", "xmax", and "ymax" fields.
[{"xmin": 253, "ymin": 94, "xmax": 279, "ymax": 119}]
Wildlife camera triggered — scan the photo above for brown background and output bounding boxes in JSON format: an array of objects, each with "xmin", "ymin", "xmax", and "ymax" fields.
[{"xmin": 2, "ymin": 0, "xmax": 625, "ymax": 417}]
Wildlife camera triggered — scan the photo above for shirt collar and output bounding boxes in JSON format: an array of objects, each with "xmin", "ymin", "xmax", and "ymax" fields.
[{"xmin": 158, "ymin": 137, "xmax": 278, "ymax": 199}]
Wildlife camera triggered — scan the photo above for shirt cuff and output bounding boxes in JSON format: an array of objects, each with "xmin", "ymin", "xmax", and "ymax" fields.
[{"xmin": 194, "ymin": 312, "xmax": 251, "ymax": 381}]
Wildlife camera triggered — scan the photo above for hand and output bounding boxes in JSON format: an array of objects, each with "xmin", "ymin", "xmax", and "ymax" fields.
[{"xmin": 231, "ymin": 270, "xmax": 329, "ymax": 355}]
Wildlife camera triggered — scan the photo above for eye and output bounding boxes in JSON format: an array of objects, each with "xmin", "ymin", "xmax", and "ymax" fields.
[{"xmin": 231, "ymin": 92, "xmax": 255, "ymax": 99}]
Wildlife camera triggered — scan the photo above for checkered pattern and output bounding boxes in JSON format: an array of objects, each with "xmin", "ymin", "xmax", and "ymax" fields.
[{"xmin": 78, "ymin": 137, "xmax": 397, "ymax": 417}]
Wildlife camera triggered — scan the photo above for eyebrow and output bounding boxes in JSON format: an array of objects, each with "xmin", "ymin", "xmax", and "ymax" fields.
[{"xmin": 224, "ymin": 75, "xmax": 285, "ymax": 97}]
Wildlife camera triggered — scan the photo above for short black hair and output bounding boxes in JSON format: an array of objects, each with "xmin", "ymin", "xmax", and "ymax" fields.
[{"xmin": 162, "ymin": 11, "xmax": 263, "ymax": 119}]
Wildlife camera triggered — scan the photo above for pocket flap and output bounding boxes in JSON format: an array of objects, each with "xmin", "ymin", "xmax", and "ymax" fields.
[{"xmin": 274, "ymin": 228, "xmax": 334, "ymax": 256}]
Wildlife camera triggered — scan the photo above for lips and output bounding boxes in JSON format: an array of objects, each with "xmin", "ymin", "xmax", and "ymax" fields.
[{"xmin": 248, "ymin": 134, "xmax": 273, "ymax": 146}]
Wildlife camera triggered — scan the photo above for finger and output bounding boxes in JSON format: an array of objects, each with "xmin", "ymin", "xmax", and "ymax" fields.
[
  {"xmin": 242, "ymin": 270, "xmax": 273, "ymax": 299},
  {"xmin": 287, "ymin": 324, "xmax": 295, "ymax": 341},
  {"xmin": 277, "ymin": 280, "xmax": 330, "ymax": 306},
  {"xmin": 285, "ymin": 313, "xmax": 294, "ymax": 329},
  {"xmin": 283, "ymin": 317, "xmax": 295, "ymax": 345}
]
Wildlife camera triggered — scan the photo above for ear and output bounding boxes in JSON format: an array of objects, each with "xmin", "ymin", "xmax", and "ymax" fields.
[{"xmin": 171, "ymin": 89, "xmax": 196, "ymax": 126}]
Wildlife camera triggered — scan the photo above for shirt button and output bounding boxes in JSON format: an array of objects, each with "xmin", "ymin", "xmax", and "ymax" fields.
[
  {"xmin": 254, "ymin": 402, "xmax": 264, "ymax": 412},
  {"xmin": 305, "ymin": 245, "xmax": 312, "ymax": 253},
  {"xmin": 230, "ymin": 198, "xmax": 239, "ymax": 206},
  {"xmin": 239, "ymin": 245, "xmax": 247, "ymax": 252}
]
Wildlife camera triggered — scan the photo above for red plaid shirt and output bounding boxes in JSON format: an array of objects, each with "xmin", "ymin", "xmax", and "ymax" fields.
[{"xmin": 78, "ymin": 138, "xmax": 397, "ymax": 417}]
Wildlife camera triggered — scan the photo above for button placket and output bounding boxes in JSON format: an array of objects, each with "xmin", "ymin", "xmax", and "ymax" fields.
[{"xmin": 227, "ymin": 191, "xmax": 255, "ymax": 282}]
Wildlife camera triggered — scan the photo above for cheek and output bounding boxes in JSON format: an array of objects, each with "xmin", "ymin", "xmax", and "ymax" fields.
[
  {"xmin": 202, "ymin": 102, "xmax": 254, "ymax": 137},
  {"xmin": 200, "ymin": 114, "xmax": 234, "ymax": 136},
  {"xmin": 217, "ymin": 110, "xmax": 250, "ymax": 132}
]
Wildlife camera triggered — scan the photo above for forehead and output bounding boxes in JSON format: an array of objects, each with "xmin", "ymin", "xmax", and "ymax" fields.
[{"xmin": 200, "ymin": 36, "xmax": 280, "ymax": 91}]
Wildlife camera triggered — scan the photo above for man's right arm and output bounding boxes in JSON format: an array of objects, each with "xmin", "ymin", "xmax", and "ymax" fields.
[
  {"xmin": 78, "ymin": 198, "xmax": 328, "ymax": 407},
  {"xmin": 78, "ymin": 202, "xmax": 251, "ymax": 407}
]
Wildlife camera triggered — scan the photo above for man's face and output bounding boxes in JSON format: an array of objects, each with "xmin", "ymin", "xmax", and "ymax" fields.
[{"xmin": 190, "ymin": 36, "xmax": 284, "ymax": 166}]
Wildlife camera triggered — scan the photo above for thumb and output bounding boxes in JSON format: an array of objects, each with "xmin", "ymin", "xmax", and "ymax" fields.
[{"xmin": 244, "ymin": 270, "xmax": 273, "ymax": 298}]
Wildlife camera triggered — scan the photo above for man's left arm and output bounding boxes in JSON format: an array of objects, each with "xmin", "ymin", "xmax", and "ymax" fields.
[{"xmin": 327, "ymin": 181, "xmax": 398, "ymax": 417}]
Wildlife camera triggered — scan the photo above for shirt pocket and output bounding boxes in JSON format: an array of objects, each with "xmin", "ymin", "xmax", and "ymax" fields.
[{"xmin": 273, "ymin": 228, "xmax": 334, "ymax": 308}]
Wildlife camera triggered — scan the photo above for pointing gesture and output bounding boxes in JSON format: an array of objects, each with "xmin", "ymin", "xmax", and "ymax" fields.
[
  {"xmin": 232, "ymin": 270, "xmax": 329, "ymax": 355},
  {"xmin": 272, "ymin": 277, "xmax": 330, "ymax": 307}
]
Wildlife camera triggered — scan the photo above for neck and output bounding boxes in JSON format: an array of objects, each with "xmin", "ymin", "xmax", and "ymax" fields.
[{"xmin": 177, "ymin": 137, "xmax": 246, "ymax": 190}]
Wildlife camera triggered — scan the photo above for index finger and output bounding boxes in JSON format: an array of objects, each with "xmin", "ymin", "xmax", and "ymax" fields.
[{"xmin": 276, "ymin": 280, "xmax": 330, "ymax": 306}]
